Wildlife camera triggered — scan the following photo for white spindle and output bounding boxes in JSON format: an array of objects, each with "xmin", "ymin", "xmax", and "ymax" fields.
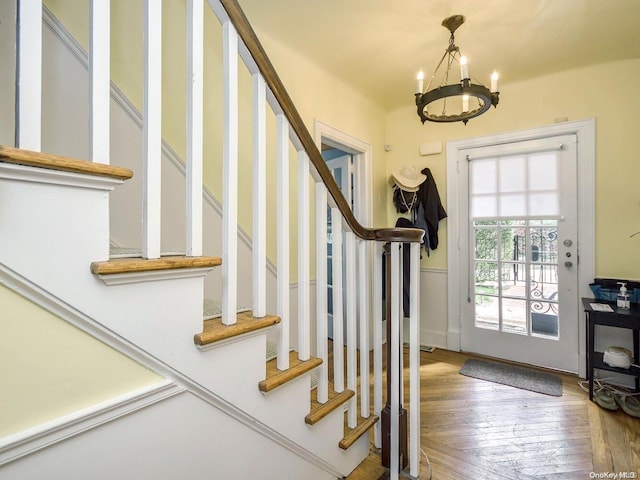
[
  {"xmin": 186, "ymin": 0, "xmax": 204, "ymax": 256},
  {"xmin": 390, "ymin": 242, "xmax": 401, "ymax": 480},
  {"xmin": 298, "ymin": 151, "xmax": 311, "ymax": 360},
  {"xmin": 89, "ymin": 0, "xmax": 110, "ymax": 165},
  {"xmin": 142, "ymin": 0, "xmax": 162, "ymax": 259},
  {"xmin": 221, "ymin": 21, "xmax": 239, "ymax": 325},
  {"xmin": 373, "ymin": 242, "xmax": 383, "ymax": 448},
  {"xmin": 252, "ymin": 73, "xmax": 267, "ymax": 316},
  {"xmin": 345, "ymin": 231, "xmax": 357, "ymax": 428},
  {"xmin": 331, "ymin": 208, "xmax": 344, "ymax": 392},
  {"xmin": 409, "ymin": 242, "xmax": 421, "ymax": 476},
  {"xmin": 358, "ymin": 239, "xmax": 370, "ymax": 417},
  {"xmin": 399, "ymin": 245, "xmax": 404, "ymax": 407},
  {"xmin": 315, "ymin": 182, "xmax": 329, "ymax": 404},
  {"xmin": 276, "ymin": 114, "xmax": 290, "ymax": 370},
  {"xmin": 17, "ymin": 0, "xmax": 42, "ymax": 150}
]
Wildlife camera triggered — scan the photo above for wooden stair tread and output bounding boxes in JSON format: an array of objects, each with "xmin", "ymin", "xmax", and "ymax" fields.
[
  {"xmin": 91, "ymin": 256, "xmax": 222, "ymax": 275},
  {"xmin": 259, "ymin": 351, "xmax": 322, "ymax": 393},
  {"xmin": 339, "ymin": 415, "xmax": 379, "ymax": 450},
  {"xmin": 194, "ymin": 311, "xmax": 280, "ymax": 346},
  {"xmin": 305, "ymin": 388, "xmax": 355, "ymax": 425},
  {"xmin": 0, "ymin": 145, "xmax": 133, "ymax": 180}
]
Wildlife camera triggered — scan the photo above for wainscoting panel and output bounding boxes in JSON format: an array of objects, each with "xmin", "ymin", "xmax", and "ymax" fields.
[{"xmin": 403, "ymin": 268, "xmax": 448, "ymax": 349}]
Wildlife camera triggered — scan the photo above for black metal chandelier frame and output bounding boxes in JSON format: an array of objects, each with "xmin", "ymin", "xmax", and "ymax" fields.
[{"xmin": 415, "ymin": 15, "xmax": 499, "ymax": 124}]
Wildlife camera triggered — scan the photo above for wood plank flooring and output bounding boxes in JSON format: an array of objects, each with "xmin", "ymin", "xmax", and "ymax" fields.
[{"xmin": 348, "ymin": 348, "xmax": 640, "ymax": 480}]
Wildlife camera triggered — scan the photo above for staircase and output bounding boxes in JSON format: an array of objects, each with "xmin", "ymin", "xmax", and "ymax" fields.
[{"xmin": 0, "ymin": 1, "xmax": 423, "ymax": 479}]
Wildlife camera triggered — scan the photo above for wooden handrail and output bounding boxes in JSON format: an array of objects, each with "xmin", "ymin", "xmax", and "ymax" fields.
[{"xmin": 218, "ymin": 0, "xmax": 423, "ymax": 244}]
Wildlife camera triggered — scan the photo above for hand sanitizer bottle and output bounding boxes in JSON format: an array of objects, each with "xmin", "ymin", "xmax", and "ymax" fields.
[{"xmin": 617, "ymin": 282, "xmax": 630, "ymax": 309}]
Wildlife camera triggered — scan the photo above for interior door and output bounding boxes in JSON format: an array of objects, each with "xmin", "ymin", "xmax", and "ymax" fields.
[
  {"xmin": 459, "ymin": 135, "xmax": 580, "ymax": 372},
  {"xmin": 325, "ymin": 154, "xmax": 353, "ymax": 339}
]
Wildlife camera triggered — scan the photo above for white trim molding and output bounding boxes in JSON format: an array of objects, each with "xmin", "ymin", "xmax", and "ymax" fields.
[
  {"xmin": 95, "ymin": 266, "xmax": 216, "ymax": 286},
  {"xmin": 313, "ymin": 119, "xmax": 372, "ymax": 226},
  {"xmin": 0, "ymin": 162, "xmax": 124, "ymax": 191},
  {"xmin": 0, "ymin": 380, "xmax": 184, "ymax": 466}
]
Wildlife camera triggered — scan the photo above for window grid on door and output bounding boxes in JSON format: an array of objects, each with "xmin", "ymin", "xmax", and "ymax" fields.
[{"xmin": 473, "ymin": 219, "xmax": 559, "ymax": 338}]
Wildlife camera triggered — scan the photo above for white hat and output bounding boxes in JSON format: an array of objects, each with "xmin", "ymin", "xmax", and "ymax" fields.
[{"xmin": 390, "ymin": 165, "xmax": 426, "ymax": 192}]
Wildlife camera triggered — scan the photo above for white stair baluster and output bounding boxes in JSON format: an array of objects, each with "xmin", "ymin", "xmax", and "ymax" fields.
[
  {"xmin": 409, "ymin": 242, "xmax": 421, "ymax": 476},
  {"xmin": 142, "ymin": 0, "xmax": 162, "ymax": 260},
  {"xmin": 390, "ymin": 242, "xmax": 401, "ymax": 480},
  {"xmin": 276, "ymin": 114, "xmax": 290, "ymax": 370},
  {"xmin": 17, "ymin": 1, "xmax": 42, "ymax": 150},
  {"xmin": 358, "ymin": 238, "xmax": 370, "ymax": 418},
  {"xmin": 221, "ymin": 20, "xmax": 238, "ymax": 325},
  {"xmin": 331, "ymin": 208, "xmax": 344, "ymax": 392},
  {"xmin": 186, "ymin": 0, "xmax": 204, "ymax": 257},
  {"xmin": 373, "ymin": 241, "xmax": 383, "ymax": 448},
  {"xmin": 345, "ymin": 231, "xmax": 357, "ymax": 428},
  {"xmin": 298, "ymin": 150, "xmax": 311, "ymax": 361},
  {"xmin": 252, "ymin": 73, "xmax": 267, "ymax": 316},
  {"xmin": 315, "ymin": 182, "xmax": 329, "ymax": 403},
  {"xmin": 90, "ymin": 0, "xmax": 110, "ymax": 165}
]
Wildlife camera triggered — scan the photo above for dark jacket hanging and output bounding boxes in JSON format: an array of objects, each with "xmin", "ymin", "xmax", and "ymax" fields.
[{"xmin": 417, "ymin": 167, "xmax": 447, "ymax": 250}]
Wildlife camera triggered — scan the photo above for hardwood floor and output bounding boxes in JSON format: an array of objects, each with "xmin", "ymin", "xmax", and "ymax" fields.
[{"xmin": 348, "ymin": 348, "xmax": 640, "ymax": 480}]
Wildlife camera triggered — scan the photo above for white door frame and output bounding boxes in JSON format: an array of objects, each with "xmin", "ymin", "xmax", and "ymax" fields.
[
  {"xmin": 446, "ymin": 119, "xmax": 595, "ymax": 377},
  {"xmin": 314, "ymin": 119, "xmax": 372, "ymax": 227}
]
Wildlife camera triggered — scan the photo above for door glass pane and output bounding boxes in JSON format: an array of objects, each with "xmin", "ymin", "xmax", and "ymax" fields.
[
  {"xmin": 502, "ymin": 298, "xmax": 527, "ymax": 334},
  {"xmin": 475, "ymin": 295, "xmax": 499, "ymax": 330},
  {"xmin": 499, "ymin": 156, "xmax": 526, "ymax": 192},
  {"xmin": 500, "ymin": 224, "xmax": 525, "ymax": 261},
  {"xmin": 501, "ymin": 263, "xmax": 525, "ymax": 298},
  {"xmin": 475, "ymin": 228, "xmax": 497, "ymax": 260}
]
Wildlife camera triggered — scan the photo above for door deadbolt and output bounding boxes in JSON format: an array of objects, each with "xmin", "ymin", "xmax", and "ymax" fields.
[{"xmin": 563, "ymin": 239, "xmax": 573, "ymax": 247}]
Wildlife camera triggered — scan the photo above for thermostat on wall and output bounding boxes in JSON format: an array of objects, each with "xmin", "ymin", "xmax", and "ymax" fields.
[{"xmin": 419, "ymin": 141, "xmax": 442, "ymax": 156}]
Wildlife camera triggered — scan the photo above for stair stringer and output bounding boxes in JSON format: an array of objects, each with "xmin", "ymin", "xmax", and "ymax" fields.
[
  {"xmin": 0, "ymin": 163, "xmax": 371, "ymax": 477},
  {"xmin": 0, "ymin": 263, "xmax": 348, "ymax": 479}
]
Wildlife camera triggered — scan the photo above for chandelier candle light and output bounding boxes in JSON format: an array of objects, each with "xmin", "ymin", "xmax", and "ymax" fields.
[{"xmin": 415, "ymin": 15, "xmax": 499, "ymax": 124}]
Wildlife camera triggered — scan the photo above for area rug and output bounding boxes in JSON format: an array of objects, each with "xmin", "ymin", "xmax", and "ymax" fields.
[{"xmin": 459, "ymin": 359, "xmax": 563, "ymax": 396}]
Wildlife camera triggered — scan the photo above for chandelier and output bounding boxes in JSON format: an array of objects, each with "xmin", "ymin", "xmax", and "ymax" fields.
[{"xmin": 415, "ymin": 15, "xmax": 499, "ymax": 124}]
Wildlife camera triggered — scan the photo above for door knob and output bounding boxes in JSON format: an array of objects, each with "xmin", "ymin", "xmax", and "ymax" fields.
[{"xmin": 564, "ymin": 261, "xmax": 573, "ymax": 268}]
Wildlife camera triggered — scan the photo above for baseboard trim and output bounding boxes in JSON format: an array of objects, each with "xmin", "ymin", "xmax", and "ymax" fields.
[{"xmin": 0, "ymin": 380, "xmax": 183, "ymax": 466}]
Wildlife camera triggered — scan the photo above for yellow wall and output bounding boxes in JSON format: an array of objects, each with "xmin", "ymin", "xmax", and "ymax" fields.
[
  {"xmin": 0, "ymin": 284, "xmax": 162, "ymax": 437},
  {"xmin": 386, "ymin": 59, "xmax": 640, "ymax": 278}
]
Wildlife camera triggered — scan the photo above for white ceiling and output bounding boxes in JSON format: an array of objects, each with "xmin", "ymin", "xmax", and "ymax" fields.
[{"xmin": 239, "ymin": 0, "xmax": 640, "ymax": 111}]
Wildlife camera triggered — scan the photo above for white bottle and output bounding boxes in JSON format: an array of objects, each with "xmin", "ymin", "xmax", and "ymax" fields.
[{"xmin": 617, "ymin": 282, "xmax": 630, "ymax": 309}]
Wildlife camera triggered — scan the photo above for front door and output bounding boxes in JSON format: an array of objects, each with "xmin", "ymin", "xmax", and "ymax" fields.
[{"xmin": 459, "ymin": 135, "xmax": 580, "ymax": 372}]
